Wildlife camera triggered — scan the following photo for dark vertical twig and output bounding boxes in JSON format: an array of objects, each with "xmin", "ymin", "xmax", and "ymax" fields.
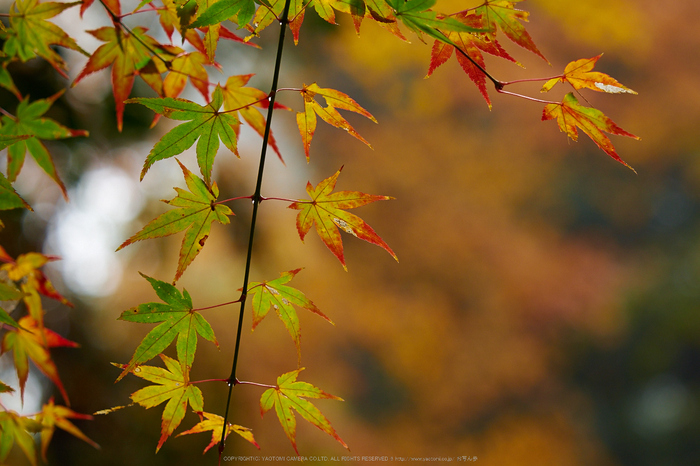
[{"xmin": 217, "ymin": 0, "xmax": 292, "ymax": 459}]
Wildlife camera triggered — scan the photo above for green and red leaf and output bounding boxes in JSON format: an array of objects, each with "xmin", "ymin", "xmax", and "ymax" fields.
[
  {"xmin": 473, "ymin": 0, "xmax": 547, "ymax": 62},
  {"xmin": 73, "ymin": 26, "xmax": 169, "ymax": 131},
  {"xmin": 2, "ymin": 0, "xmax": 87, "ymax": 77},
  {"xmin": 427, "ymin": 12, "xmax": 519, "ymax": 108},
  {"xmin": 0, "ymin": 316, "xmax": 79, "ymax": 405},
  {"xmin": 288, "ymin": 168, "xmax": 397, "ymax": 270},
  {"xmin": 542, "ymin": 92, "xmax": 639, "ymax": 171}
]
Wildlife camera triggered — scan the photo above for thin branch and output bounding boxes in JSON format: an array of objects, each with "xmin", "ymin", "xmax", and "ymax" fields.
[
  {"xmin": 190, "ymin": 378, "xmax": 230, "ymax": 385},
  {"xmin": 218, "ymin": 0, "xmax": 292, "ymax": 457},
  {"xmin": 192, "ymin": 299, "xmax": 242, "ymax": 312},
  {"xmin": 260, "ymin": 196, "xmax": 298, "ymax": 203},
  {"xmin": 214, "ymin": 195, "xmax": 254, "ymax": 205},
  {"xmin": 495, "ymin": 88, "xmax": 558, "ymax": 104},
  {"xmin": 235, "ymin": 379, "xmax": 276, "ymax": 389},
  {"xmin": 500, "ymin": 75, "xmax": 563, "ymax": 86}
]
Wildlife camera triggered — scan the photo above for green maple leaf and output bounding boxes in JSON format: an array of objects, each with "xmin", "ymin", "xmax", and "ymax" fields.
[
  {"xmin": 189, "ymin": 0, "xmax": 257, "ymax": 29},
  {"xmin": 261, "ymin": 368, "xmax": 347, "ymax": 455},
  {"xmin": 386, "ymin": 0, "xmax": 482, "ymax": 43},
  {"xmin": 117, "ymin": 160, "xmax": 233, "ymax": 281},
  {"xmin": 289, "ymin": 167, "xmax": 397, "ymax": 270},
  {"xmin": 0, "ymin": 92, "xmax": 89, "ymax": 198},
  {"xmin": 2, "ymin": 0, "xmax": 87, "ymax": 77},
  {"xmin": 177, "ymin": 412, "xmax": 259, "ymax": 453},
  {"xmin": 127, "ymin": 86, "xmax": 239, "ymax": 184},
  {"xmin": 73, "ymin": 26, "xmax": 169, "ymax": 131},
  {"xmin": 127, "ymin": 354, "xmax": 204, "ymax": 452},
  {"xmin": 116, "ymin": 273, "xmax": 219, "ymax": 381},
  {"xmin": 248, "ymin": 269, "xmax": 332, "ymax": 365},
  {"xmin": 0, "ymin": 410, "xmax": 43, "ymax": 466}
]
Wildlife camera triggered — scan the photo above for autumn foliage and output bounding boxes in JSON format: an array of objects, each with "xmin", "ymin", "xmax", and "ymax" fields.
[{"xmin": 0, "ymin": 0, "xmax": 641, "ymax": 463}]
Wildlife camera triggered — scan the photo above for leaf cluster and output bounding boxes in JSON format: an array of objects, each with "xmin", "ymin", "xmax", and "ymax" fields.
[{"xmin": 0, "ymin": 0, "xmax": 641, "ymax": 461}]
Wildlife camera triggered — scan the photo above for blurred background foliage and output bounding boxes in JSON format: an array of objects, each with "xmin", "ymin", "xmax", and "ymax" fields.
[{"xmin": 1, "ymin": 0, "xmax": 699, "ymax": 464}]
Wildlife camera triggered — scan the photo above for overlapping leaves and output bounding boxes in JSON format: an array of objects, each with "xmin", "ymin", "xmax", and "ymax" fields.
[
  {"xmin": 124, "ymin": 354, "xmax": 205, "ymax": 451},
  {"xmin": 1, "ymin": 315, "xmax": 79, "ymax": 405},
  {"xmin": 1, "ymin": 0, "xmax": 87, "ymax": 76},
  {"xmin": 73, "ymin": 26, "xmax": 170, "ymax": 131},
  {"xmin": 426, "ymin": 11, "xmax": 519, "ymax": 108},
  {"xmin": 0, "ymin": 92, "xmax": 88, "ymax": 198}
]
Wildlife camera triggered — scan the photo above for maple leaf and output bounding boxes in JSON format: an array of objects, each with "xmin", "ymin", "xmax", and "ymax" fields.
[
  {"xmin": 163, "ymin": 51, "xmax": 211, "ymax": 100},
  {"xmin": 36, "ymin": 397, "xmax": 99, "ymax": 460},
  {"xmin": 177, "ymin": 411, "xmax": 260, "ymax": 453},
  {"xmin": 0, "ymin": 91, "xmax": 89, "ymax": 198},
  {"xmin": 117, "ymin": 160, "xmax": 233, "ymax": 281},
  {"xmin": 221, "ymin": 74, "xmax": 289, "ymax": 161},
  {"xmin": 288, "ymin": 168, "xmax": 397, "ymax": 270},
  {"xmin": 250, "ymin": 0, "xmax": 285, "ymax": 37},
  {"xmin": 189, "ymin": 0, "xmax": 257, "ymax": 30},
  {"xmin": 127, "ymin": 354, "xmax": 204, "ymax": 451},
  {"xmin": 73, "ymin": 26, "xmax": 169, "ymax": 131},
  {"xmin": 246, "ymin": 0, "xmax": 309, "ymax": 43},
  {"xmin": 542, "ymin": 92, "xmax": 639, "ymax": 172},
  {"xmin": 297, "ymin": 83, "xmax": 377, "ymax": 160},
  {"xmin": 427, "ymin": 12, "xmax": 519, "ymax": 108},
  {"xmin": 0, "ymin": 410, "xmax": 43, "ymax": 466},
  {"xmin": 1, "ymin": 0, "xmax": 88, "ymax": 77},
  {"xmin": 386, "ymin": 0, "xmax": 482, "ymax": 43},
  {"xmin": 541, "ymin": 54, "xmax": 638, "ymax": 94},
  {"xmin": 0, "ymin": 315, "xmax": 79, "ymax": 405},
  {"xmin": 248, "ymin": 269, "xmax": 332, "ymax": 365},
  {"xmin": 116, "ymin": 273, "xmax": 219, "ymax": 381},
  {"xmin": 261, "ymin": 368, "xmax": 347, "ymax": 455},
  {"xmin": 127, "ymin": 86, "xmax": 239, "ymax": 184},
  {"xmin": 473, "ymin": 0, "xmax": 547, "ymax": 63}
]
